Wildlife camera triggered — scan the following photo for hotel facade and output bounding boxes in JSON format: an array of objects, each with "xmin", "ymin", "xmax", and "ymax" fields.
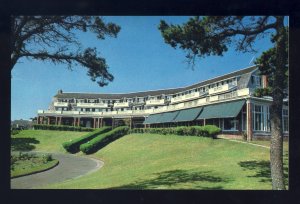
[{"xmin": 37, "ymin": 65, "xmax": 289, "ymax": 140}]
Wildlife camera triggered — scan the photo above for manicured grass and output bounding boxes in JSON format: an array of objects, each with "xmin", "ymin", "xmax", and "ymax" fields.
[
  {"xmin": 249, "ymin": 140, "xmax": 289, "ymax": 151},
  {"xmin": 11, "ymin": 153, "xmax": 59, "ymax": 178},
  {"xmin": 11, "ymin": 130, "xmax": 87, "ymax": 153},
  {"xmin": 44, "ymin": 133, "xmax": 289, "ymax": 189}
]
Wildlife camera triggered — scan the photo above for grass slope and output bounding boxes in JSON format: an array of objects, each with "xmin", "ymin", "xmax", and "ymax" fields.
[
  {"xmin": 11, "ymin": 130, "xmax": 87, "ymax": 153},
  {"xmin": 44, "ymin": 134, "xmax": 289, "ymax": 189}
]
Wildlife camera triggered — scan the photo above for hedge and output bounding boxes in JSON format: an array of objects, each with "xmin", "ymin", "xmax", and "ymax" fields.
[
  {"xmin": 130, "ymin": 125, "xmax": 221, "ymax": 139},
  {"xmin": 62, "ymin": 126, "xmax": 112, "ymax": 153},
  {"xmin": 33, "ymin": 124, "xmax": 94, "ymax": 132},
  {"xmin": 80, "ymin": 126, "xmax": 129, "ymax": 154}
]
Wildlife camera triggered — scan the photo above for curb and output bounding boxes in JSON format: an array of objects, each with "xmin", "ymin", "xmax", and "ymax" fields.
[{"xmin": 11, "ymin": 160, "xmax": 59, "ymax": 179}]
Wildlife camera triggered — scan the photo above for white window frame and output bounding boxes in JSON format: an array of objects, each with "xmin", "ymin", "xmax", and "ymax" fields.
[
  {"xmin": 241, "ymin": 106, "xmax": 246, "ymax": 131},
  {"xmin": 253, "ymin": 104, "xmax": 270, "ymax": 132},
  {"xmin": 282, "ymin": 108, "xmax": 289, "ymax": 133},
  {"xmin": 222, "ymin": 118, "xmax": 238, "ymax": 131}
]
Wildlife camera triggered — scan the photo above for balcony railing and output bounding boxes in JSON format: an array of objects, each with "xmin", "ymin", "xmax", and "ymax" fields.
[
  {"xmin": 145, "ymin": 99, "xmax": 165, "ymax": 106},
  {"xmin": 76, "ymin": 102, "xmax": 108, "ymax": 108},
  {"xmin": 39, "ymin": 88, "xmax": 250, "ymax": 117},
  {"xmin": 208, "ymin": 83, "xmax": 236, "ymax": 95},
  {"xmin": 237, "ymin": 88, "xmax": 250, "ymax": 96},
  {"xmin": 114, "ymin": 102, "xmax": 130, "ymax": 108},
  {"xmin": 54, "ymin": 102, "xmax": 69, "ymax": 107},
  {"xmin": 171, "ymin": 92, "xmax": 202, "ymax": 104}
]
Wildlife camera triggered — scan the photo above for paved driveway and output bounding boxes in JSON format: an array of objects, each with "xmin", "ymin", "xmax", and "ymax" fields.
[{"xmin": 11, "ymin": 152, "xmax": 103, "ymax": 189}]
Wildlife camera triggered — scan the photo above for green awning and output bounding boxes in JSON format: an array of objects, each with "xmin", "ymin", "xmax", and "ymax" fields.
[
  {"xmin": 159, "ymin": 111, "xmax": 180, "ymax": 123},
  {"xmin": 197, "ymin": 100, "xmax": 245, "ymax": 119},
  {"xmin": 143, "ymin": 111, "xmax": 180, "ymax": 124},
  {"xmin": 173, "ymin": 107, "xmax": 203, "ymax": 122},
  {"xmin": 143, "ymin": 113, "xmax": 163, "ymax": 124}
]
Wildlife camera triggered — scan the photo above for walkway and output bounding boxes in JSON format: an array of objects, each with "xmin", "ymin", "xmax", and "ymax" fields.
[
  {"xmin": 11, "ymin": 152, "xmax": 103, "ymax": 189},
  {"xmin": 220, "ymin": 137, "xmax": 270, "ymax": 149}
]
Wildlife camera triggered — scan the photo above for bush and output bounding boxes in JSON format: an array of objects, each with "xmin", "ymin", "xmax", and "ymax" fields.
[
  {"xmin": 33, "ymin": 124, "xmax": 94, "ymax": 132},
  {"xmin": 254, "ymin": 87, "xmax": 272, "ymax": 97},
  {"xmin": 62, "ymin": 126, "xmax": 111, "ymax": 153},
  {"xmin": 80, "ymin": 126, "xmax": 129, "ymax": 154},
  {"xmin": 42, "ymin": 154, "xmax": 53, "ymax": 163},
  {"xmin": 130, "ymin": 125, "xmax": 221, "ymax": 139},
  {"xmin": 202, "ymin": 125, "xmax": 221, "ymax": 138}
]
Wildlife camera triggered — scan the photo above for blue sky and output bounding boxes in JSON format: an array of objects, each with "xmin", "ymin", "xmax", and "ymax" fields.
[{"xmin": 11, "ymin": 16, "xmax": 282, "ymax": 121}]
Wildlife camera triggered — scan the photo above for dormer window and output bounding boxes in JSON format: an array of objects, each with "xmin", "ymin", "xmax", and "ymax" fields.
[{"xmin": 252, "ymin": 75, "xmax": 262, "ymax": 87}]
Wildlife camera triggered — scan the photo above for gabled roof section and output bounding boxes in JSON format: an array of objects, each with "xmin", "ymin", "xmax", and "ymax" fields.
[{"xmin": 55, "ymin": 65, "xmax": 257, "ymax": 99}]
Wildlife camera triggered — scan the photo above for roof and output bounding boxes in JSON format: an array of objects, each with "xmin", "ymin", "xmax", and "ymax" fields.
[{"xmin": 55, "ymin": 65, "xmax": 257, "ymax": 99}]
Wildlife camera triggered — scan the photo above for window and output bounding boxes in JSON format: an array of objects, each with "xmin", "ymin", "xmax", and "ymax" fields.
[
  {"xmin": 241, "ymin": 106, "xmax": 246, "ymax": 131},
  {"xmin": 252, "ymin": 75, "xmax": 261, "ymax": 87},
  {"xmin": 223, "ymin": 118, "xmax": 238, "ymax": 131},
  {"xmin": 253, "ymin": 104, "xmax": 270, "ymax": 131},
  {"xmin": 283, "ymin": 109, "xmax": 289, "ymax": 132},
  {"xmin": 266, "ymin": 106, "xmax": 270, "ymax": 131},
  {"xmin": 254, "ymin": 105, "xmax": 263, "ymax": 131}
]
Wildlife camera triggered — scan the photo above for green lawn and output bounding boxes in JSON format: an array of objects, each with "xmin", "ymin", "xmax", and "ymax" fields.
[
  {"xmin": 11, "ymin": 130, "xmax": 288, "ymax": 189},
  {"xmin": 11, "ymin": 130, "xmax": 87, "ymax": 153},
  {"xmin": 11, "ymin": 154, "xmax": 58, "ymax": 178},
  {"xmin": 42, "ymin": 133, "xmax": 288, "ymax": 189}
]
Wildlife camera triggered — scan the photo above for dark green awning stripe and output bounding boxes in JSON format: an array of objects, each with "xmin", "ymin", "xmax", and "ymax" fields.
[
  {"xmin": 159, "ymin": 111, "xmax": 180, "ymax": 123},
  {"xmin": 173, "ymin": 107, "xmax": 203, "ymax": 122},
  {"xmin": 143, "ymin": 113, "xmax": 163, "ymax": 124},
  {"xmin": 143, "ymin": 111, "xmax": 180, "ymax": 124},
  {"xmin": 197, "ymin": 100, "xmax": 245, "ymax": 119}
]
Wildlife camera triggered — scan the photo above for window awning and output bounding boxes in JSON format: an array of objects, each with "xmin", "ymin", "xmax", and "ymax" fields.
[
  {"xmin": 143, "ymin": 111, "xmax": 180, "ymax": 124},
  {"xmin": 173, "ymin": 107, "xmax": 203, "ymax": 122},
  {"xmin": 159, "ymin": 111, "xmax": 180, "ymax": 123},
  {"xmin": 143, "ymin": 113, "xmax": 163, "ymax": 124},
  {"xmin": 197, "ymin": 100, "xmax": 245, "ymax": 119}
]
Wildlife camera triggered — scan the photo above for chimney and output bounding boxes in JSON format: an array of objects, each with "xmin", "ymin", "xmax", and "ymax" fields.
[
  {"xmin": 262, "ymin": 75, "xmax": 268, "ymax": 88},
  {"xmin": 58, "ymin": 89, "xmax": 63, "ymax": 94}
]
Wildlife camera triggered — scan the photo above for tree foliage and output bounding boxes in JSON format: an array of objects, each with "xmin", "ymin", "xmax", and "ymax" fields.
[
  {"xmin": 159, "ymin": 16, "xmax": 288, "ymax": 190},
  {"xmin": 254, "ymin": 32, "xmax": 288, "ymax": 93},
  {"xmin": 159, "ymin": 16, "xmax": 277, "ymax": 67},
  {"xmin": 11, "ymin": 16, "xmax": 121, "ymax": 86}
]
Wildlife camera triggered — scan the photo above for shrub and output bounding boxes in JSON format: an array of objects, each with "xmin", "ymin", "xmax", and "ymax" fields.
[
  {"xmin": 242, "ymin": 131, "xmax": 247, "ymax": 141},
  {"xmin": 186, "ymin": 126, "xmax": 195, "ymax": 136},
  {"xmin": 80, "ymin": 126, "xmax": 129, "ymax": 154},
  {"xmin": 42, "ymin": 154, "xmax": 53, "ymax": 163},
  {"xmin": 174, "ymin": 127, "xmax": 184, "ymax": 135},
  {"xmin": 131, "ymin": 125, "xmax": 221, "ymax": 139},
  {"xmin": 62, "ymin": 126, "xmax": 111, "ymax": 153},
  {"xmin": 254, "ymin": 87, "xmax": 272, "ymax": 97},
  {"xmin": 202, "ymin": 125, "xmax": 221, "ymax": 139}
]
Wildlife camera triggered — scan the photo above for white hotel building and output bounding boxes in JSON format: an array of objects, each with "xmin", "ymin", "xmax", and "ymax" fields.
[{"xmin": 37, "ymin": 65, "xmax": 289, "ymax": 140}]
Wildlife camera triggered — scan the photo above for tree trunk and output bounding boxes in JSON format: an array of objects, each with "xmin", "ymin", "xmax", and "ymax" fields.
[{"xmin": 270, "ymin": 16, "xmax": 286, "ymax": 190}]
